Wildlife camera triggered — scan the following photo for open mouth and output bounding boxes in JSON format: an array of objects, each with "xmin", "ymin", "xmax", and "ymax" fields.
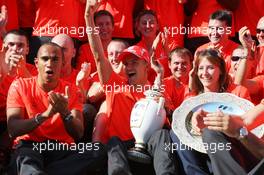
[
  {"xmin": 201, "ymin": 77, "xmax": 212, "ymax": 82},
  {"xmin": 46, "ymin": 70, "xmax": 54, "ymax": 76},
  {"xmin": 145, "ymin": 29, "xmax": 152, "ymax": 32},
  {"xmin": 127, "ymin": 72, "xmax": 136, "ymax": 78}
]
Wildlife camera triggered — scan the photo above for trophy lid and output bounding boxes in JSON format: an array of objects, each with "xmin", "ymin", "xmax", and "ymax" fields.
[{"xmin": 172, "ymin": 92, "xmax": 264, "ymax": 153}]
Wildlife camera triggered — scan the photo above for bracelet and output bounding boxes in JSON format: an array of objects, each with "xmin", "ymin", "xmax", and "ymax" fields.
[
  {"xmin": 34, "ymin": 113, "xmax": 42, "ymax": 125},
  {"xmin": 61, "ymin": 111, "xmax": 73, "ymax": 122},
  {"xmin": 63, "ymin": 113, "xmax": 73, "ymax": 122}
]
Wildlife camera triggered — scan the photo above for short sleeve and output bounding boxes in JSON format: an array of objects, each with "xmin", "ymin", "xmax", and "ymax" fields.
[{"xmin": 6, "ymin": 79, "xmax": 25, "ymax": 108}]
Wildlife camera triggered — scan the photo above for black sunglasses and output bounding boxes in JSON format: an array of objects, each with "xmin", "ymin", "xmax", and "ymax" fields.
[
  {"xmin": 256, "ymin": 28, "xmax": 264, "ymax": 34},
  {"xmin": 231, "ymin": 56, "xmax": 240, "ymax": 61}
]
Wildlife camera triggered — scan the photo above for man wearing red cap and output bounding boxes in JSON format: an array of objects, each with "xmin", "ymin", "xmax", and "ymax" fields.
[{"xmin": 85, "ymin": 1, "xmax": 178, "ymax": 175}]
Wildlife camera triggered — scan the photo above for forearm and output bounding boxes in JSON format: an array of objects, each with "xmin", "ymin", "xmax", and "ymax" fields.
[
  {"xmin": 85, "ymin": 8, "xmax": 112, "ymax": 84},
  {"xmin": 92, "ymin": 112, "xmax": 109, "ymax": 143},
  {"xmin": 234, "ymin": 58, "xmax": 247, "ymax": 85},
  {"xmin": 153, "ymin": 72, "xmax": 164, "ymax": 91},
  {"xmin": 7, "ymin": 111, "xmax": 49, "ymax": 138},
  {"xmin": 243, "ymin": 102, "xmax": 264, "ymax": 126},
  {"xmin": 240, "ymin": 133, "xmax": 264, "ymax": 159},
  {"xmin": 62, "ymin": 110, "xmax": 84, "ymax": 141},
  {"xmin": 8, "ymin": 117, "xmax": 39, "ymax": 137},
  {"xmin": 86, "ymin": 15, "xmax": 104, "ymax": 64},
  {"xmin": 76, "ymin": 81, "xmax": 88, "ymax": 103}
]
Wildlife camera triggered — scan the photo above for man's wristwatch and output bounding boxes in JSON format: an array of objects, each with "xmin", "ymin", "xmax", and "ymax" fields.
[
  {"xmin": 63, "ymin": 112, "xmax": 73, "ymax": 122},
  {"xmin": 34, "ymin": 113, "xmax": 42, "ymax": 125},
  {"xmin": 238, "ymin": 126, "xmax": 249, "ymax": 140}
]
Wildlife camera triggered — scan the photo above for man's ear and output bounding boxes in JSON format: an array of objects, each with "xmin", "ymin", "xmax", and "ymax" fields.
[
  {"xmin": 34, "ymin": 58, "xmax": 38, "ymax": 68},
  {"xmin": 72, "ymin": 48, "xmax": 76, "ymax": 58},
  {"xmin": 25, "ymin": 44, "xmax": 29, "ymax": 56},
  {"xmin": 145, "ymin": 62, "xmax": 150, "ymax": 72},
  {"xmin": 168, "ymin": 61, "xmax": 171, "ymax": 69}
]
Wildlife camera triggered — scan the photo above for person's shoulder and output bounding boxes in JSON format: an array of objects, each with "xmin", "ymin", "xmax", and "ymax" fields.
[
  {"xmin": 195, "ymin": 43, "xmax": 210, "ymax": 55},
  {"xmin": 253, "ymin": 75, "xmax": 264, "ymax": 82},
  {"xmin": 79, "ymin": 43, "xmax": 91, "ymax": 50},
  {"xmin": 135, "ymin": 40, "xmax": 147, "ymax": 49},
  {"xmin": 227, "ymin": 39, "xmax": 239, "ymax": 49},
  {"xmin": 197, "ymin": 43, "xmax": 210, "ymax": 50},
  {"xmin": 228, "ymin": 83, "xmax": 250, "ymax": 98},
  {"xmin": 163, "ymin": 76, "xmax": 183, "ymax": 88},
  {"xmin": 163, "ymin": 76, "xmax": 174, "ymax": 82},
  {"xmin": 10, "ymin": 76, "xmax": 36, "ymax": 92},
  {"xmin": 25, "ymin": 63, "xmax": 38, "ymax": 76},
  {"xmin": 59, "ymin": 78, "xmax": 78, "ymax": 89},
  {"xmin": 108, "ymin": 71, "xmax": 127, "ymax": 84},
  {"xmin": 257, "ymin": 45, "xmax": 264, "ymax": 50},
  {"xmin": 13, "ymin": 76, "xmax": 35, "ymax": 84}
]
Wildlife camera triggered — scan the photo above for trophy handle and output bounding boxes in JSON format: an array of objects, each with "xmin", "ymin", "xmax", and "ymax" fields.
[{"xmin": 157, "ymin": 97, "xmax": 165, "ymax": 116}]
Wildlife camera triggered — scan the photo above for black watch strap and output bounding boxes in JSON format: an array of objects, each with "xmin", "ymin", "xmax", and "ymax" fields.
[{"xmin": 63, "ymin": 113, "xmax": 73, "ymax": 122}]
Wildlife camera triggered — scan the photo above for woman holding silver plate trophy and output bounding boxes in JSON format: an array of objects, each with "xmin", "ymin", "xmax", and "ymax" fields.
[{"xmin": 170, "ymin": 48, "xmax": 264, "ymax": 175}]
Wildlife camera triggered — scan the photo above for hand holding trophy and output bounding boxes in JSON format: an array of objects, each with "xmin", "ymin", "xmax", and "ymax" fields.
[{"xmin": 127, "ymin": 32, "xmax": 166, "ymax": 163}]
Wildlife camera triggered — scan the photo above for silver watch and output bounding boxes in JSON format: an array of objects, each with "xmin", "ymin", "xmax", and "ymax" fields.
[
  {"xmin": 63, "ymin": 113, "xmax": 73, "ymax": 122},
  {"xmin": 238, "ymin": 126, "xmax": 248, "ymax": 139}
]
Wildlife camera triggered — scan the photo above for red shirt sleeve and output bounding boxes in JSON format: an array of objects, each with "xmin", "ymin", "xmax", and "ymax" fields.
[{"xmin": 6, "ymin": 79, "xmax": 25, "ymax": 109}]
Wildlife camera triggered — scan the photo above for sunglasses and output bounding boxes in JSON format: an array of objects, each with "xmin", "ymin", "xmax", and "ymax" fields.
[
  {"xmin": 256, "ymin": 28, "xmax": 264, "ymax": 34},
  {"xmin": 231, "ymin": 56, "xmax": 241, "ymax": 61}
]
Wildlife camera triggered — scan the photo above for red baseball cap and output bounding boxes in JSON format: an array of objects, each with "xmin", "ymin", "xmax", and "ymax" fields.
[{"xmin": 118, "ymin": 45, "xmax": 150, "ymax": 63}]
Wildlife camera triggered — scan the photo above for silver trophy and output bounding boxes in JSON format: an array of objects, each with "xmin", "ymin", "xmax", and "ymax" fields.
[
  {"xmin": 127, "ymin": 85, "xmax": 166, "ymax": 163},
  {"xmin": 172, "ymin": 92, "xmax": 264, "ymax": 153}
]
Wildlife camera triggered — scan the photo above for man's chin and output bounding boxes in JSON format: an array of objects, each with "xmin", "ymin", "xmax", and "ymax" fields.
[
  {"xmin": 211, "ymin": 40, "xmax": 220, "ymax": 45},
  {"xmin": 259, "ymin": 41, "xmax": 264, "ymax": 46},
  {"xmin": 128, "ymin": 77, "xmax": 137, "ymax": 86}
]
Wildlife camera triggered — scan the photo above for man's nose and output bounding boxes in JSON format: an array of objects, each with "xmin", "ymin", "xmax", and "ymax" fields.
[
  {"xmin": 178, "ymin": 63, "xmax": 184, "ymax": 69},
  {"xmin": 146, "ymin": 21, "xmax": 150, "ymax": 28},
  {"xmin": 45, "ymin": 59, "xmax": 52, "ymax": 66},
  {"xmin": 13, "ymin": 44, "xmax": 23, "ymax": 54}
]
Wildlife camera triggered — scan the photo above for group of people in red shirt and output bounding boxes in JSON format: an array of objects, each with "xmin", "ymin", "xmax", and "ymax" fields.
[{"xmin": 0, "ymin": 0, "xmax": 264, "ymax": 175}]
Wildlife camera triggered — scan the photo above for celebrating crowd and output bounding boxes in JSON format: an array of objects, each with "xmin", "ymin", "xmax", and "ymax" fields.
[{"xmin": 0, "ymin": 0, "xmax": 263, "ymax": 175}]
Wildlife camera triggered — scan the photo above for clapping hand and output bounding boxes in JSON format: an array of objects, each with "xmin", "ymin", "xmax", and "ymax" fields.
[{"xmin": 48, "ymin": 86, "xmax": 70, "ymax": 117}]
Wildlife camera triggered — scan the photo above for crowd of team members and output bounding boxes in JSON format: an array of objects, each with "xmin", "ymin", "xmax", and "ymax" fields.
[{"xmin": 0, "ymin": 0, "xmax": 264, "ymax": 174}]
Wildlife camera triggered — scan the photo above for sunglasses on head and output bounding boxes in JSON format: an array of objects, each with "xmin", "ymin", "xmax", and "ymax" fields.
[{"xmin": 256, "ymin": 28, "xmax": 264, "ymax": 34}]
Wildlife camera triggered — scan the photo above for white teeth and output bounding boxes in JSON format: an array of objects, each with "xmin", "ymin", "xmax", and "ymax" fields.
[{"xmin": 202, "ymin": 78, "xmax": 212, "ymax": 81}]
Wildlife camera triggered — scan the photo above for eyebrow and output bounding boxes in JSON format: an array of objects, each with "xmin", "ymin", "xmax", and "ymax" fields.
[
  {"xmin": 6, "ymin": 42, "xmax": 25, "ymax": 45},
  {"xmin": 40, "ymin": 55, "xmax": 59, "ymax": 59}
]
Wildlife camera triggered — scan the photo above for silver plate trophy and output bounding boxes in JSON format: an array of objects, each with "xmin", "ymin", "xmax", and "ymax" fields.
[
  {"xmin": 172, "ymin": 92, "xmax": 264, "ymax": 154},
  {"xmin": 127, "ymin": 90, "xmax": 166, "ymax": 163}
]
